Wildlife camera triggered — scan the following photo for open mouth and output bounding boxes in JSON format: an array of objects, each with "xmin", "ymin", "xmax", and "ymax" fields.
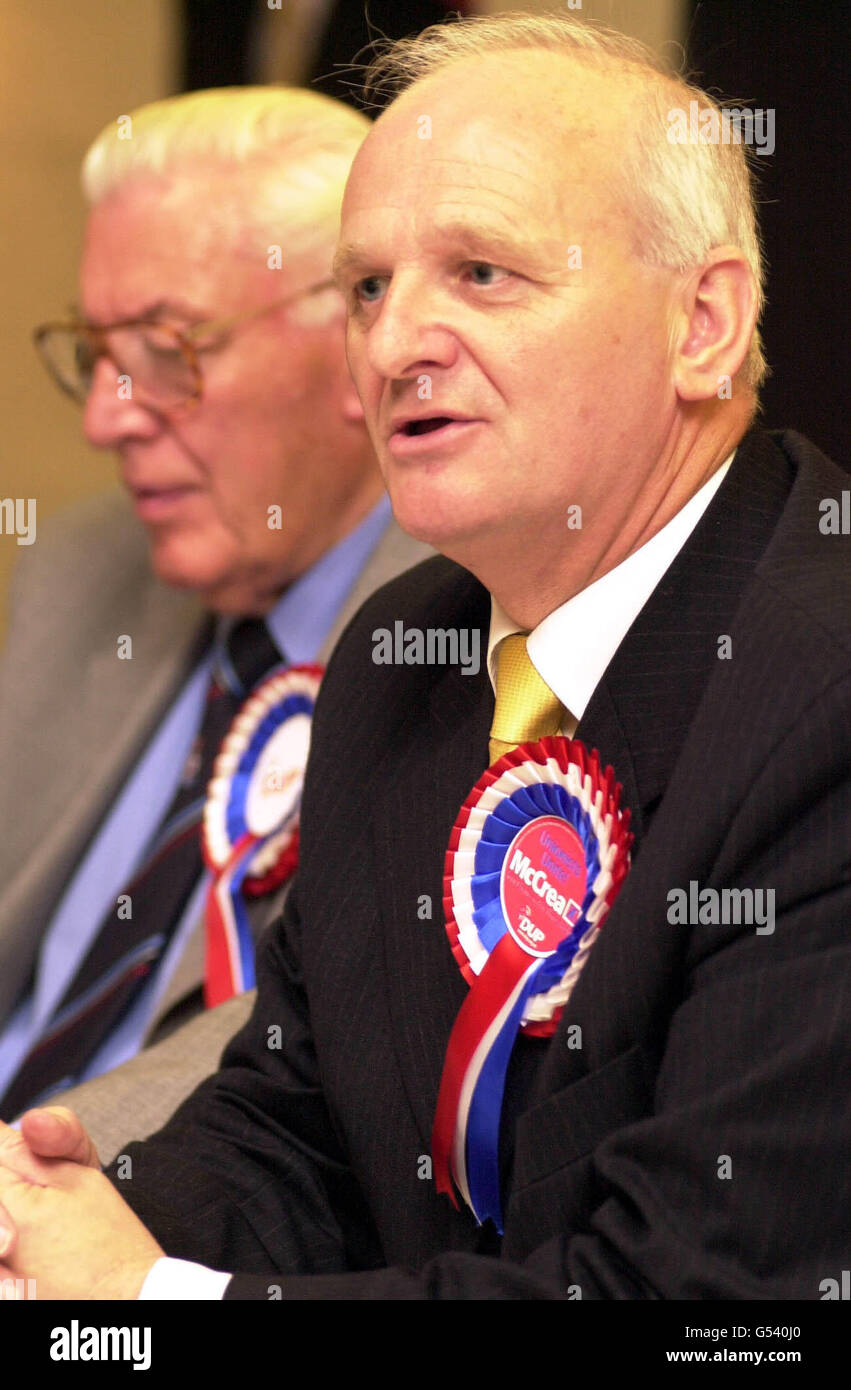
[
  {"xmin": 389, "ymin": 416, "xmax": 482, "ymax": 455},
  {"xmin": 403, "ymin": 417, "xmax": 456, "ymax": 436}
]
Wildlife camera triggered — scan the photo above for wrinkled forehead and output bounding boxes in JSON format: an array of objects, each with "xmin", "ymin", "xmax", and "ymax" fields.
[
  {"xmin": 369, "ymin": 47, "xmax": 631, "ymax": 135},
  {"xmin": 81, "ymin": 169, "xmax": 333, "ymax": 316},
  {"xmin": 342, "ymin": 50, "xmax": 641, "ymax": 246}
]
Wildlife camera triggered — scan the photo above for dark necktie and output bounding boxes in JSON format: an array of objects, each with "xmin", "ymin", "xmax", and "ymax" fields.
[{"xmin": 0, "ymin": 618, "xmax": 283, "ymax": 1120}]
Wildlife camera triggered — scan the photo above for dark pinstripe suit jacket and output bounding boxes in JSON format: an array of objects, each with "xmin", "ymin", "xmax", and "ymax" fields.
[{"xmin": 113, "ymin": 428, "xmax": 851, "ymax": 1298}]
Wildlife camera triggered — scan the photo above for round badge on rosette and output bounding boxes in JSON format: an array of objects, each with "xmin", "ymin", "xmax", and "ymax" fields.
[
  {"xmin": 202, "ymin": 663, "xmax": 323, "ymax": 1006},
  {"xmin": 433, "ymin": 736, "xmax": 633, "ymax": 1230}
]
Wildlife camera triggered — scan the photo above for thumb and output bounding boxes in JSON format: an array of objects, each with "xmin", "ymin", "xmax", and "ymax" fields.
[{"xmin": 19, "ymin": 1106, "xmax": 101, "ymax": 1169}]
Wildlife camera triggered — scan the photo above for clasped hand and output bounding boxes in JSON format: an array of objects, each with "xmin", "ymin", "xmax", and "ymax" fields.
[{"xmin": 0, "ymin": 1107, "xmax": 163, "ymax": 1299}]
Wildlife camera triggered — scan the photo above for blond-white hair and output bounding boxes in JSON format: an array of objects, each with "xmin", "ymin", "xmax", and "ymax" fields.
[
  {"xmin": 82, "ymin": 86, "xmax": 371, "ymax": 264},
  {"xmin": 364, "ymin": 11, "xmax": 768, "ymax": 391}
]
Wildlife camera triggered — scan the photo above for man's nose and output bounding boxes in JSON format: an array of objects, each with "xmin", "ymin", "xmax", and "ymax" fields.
[
  {"xmin": 363, "ymin": 273, "xmax": 458, "ymax": 381},
  {"xmin": 82, "ymin": 356, "xmax": 161, "ymax": 448}
]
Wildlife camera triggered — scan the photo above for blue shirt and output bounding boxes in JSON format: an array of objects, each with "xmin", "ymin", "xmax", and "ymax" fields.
[{"xmin": 0, "ymin": 498, "xmax": 392, "ymax": 1098}]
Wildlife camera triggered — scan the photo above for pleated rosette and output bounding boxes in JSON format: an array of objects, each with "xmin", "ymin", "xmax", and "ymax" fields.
[
  {"xmin": 433, "ymin": 737, "xmax": 632, "ymax": 1229},
  {"xmin": 202, "ymin": 663, "xmax": 323, "ymax": 1004}
]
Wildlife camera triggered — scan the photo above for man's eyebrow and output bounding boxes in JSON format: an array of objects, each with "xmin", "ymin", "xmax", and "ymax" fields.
[
  {"xmin": 332, "ymin": 244, "xmax": 370, "ymax": 285},
  {"xmin": 430, "ymin": 218, "xmax": 531, "ymax": 263},
  {"xmin": 333, "ymin": 222, "xmax": 549, "ymax": 285},
  {"xmin": 436, "ymin": 218, "xmax": 578, "ymax": 276},
  {"xmin": 79, "ymin": 298, "xmax": 212, "ymax": 325}
]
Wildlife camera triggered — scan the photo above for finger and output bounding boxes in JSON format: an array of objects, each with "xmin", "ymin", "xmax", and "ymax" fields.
[
  {"xmin": 19, "ymin": 1107, "xmax": 101, "ymax": 1169},
  {"xmin": 0, "ymin": 1120, "xmax": 54, "ymax": 1184}
]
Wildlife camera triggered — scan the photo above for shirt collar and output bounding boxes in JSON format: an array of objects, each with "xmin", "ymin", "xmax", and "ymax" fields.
[{"xmin": 487, "ymin": 454, "xmax": 734, "ymax": 720}]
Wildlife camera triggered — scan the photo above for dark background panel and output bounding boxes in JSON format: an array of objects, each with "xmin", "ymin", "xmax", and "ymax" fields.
[
  {"xmin": 308, "ymin": 1, "xmax": 470, "ymax": 103},
  {"xmin": 687, "ymin": 0, "xmax": 849, "ymax": 463},
  {"xmin": 180, "ymin": 1, "xmax": 466, "ymax": 97},
  {"xmin": 182, "ymin": 0, "xmax": 263, "ymax": 89}
]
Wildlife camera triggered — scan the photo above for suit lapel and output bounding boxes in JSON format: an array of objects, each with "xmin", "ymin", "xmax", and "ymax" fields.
[
  {"xmin": 522, "ymin": 430, "xmax": 799, "ymax": 1114},
  {"xmin": 577, "ymin": 428, "xmax": 795, "ymax": 848},
  {"xmin": 372, "ymin": 570, "xmax": 492, "ymax": 1147}
]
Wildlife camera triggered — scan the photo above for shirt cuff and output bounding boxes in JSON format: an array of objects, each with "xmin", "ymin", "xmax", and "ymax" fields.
[{"xmin": 138, "ymin": 1256, "xmax": 233, "ymax": 1300}]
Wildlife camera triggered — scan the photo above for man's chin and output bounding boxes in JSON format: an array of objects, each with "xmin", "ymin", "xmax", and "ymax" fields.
[
  {"xmin": 148, "ymin": 548, "xmax": 277, "ymax": 616},
  {"xmin": 387, "ymin": 490, "xmax": 498, "ymax": 556},
  {"xmin": 148, "ymin": 539, "xmax": 229, "ymax": 605}
]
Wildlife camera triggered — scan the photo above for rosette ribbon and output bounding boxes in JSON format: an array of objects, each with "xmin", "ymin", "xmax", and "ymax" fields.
[
  {"xmin": 202, "ymin": 664, "xmax": 323, "ymax": 1006},
  {"xmin": 432, "ymin": 737, "xmax": 632, "ymax": 1231}
]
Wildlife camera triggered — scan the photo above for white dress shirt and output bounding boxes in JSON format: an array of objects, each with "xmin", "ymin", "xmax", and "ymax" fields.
[
  {"xmin": 488, "ymin": 454, "xmax": 733, "ymax": 725},
  {"xmin": 140, "ymin": 453, "xmax": 734, "ymax": 1300}
]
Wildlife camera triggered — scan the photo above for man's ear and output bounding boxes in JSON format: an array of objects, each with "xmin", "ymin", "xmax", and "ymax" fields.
[{"xmin": 671, "ymin": 248, "xmax": 759, "ymax": 401}]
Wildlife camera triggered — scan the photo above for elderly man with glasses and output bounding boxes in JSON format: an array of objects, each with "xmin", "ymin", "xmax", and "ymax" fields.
[{"xmin": 0, "ymin": 86, "xmax": 428, "ymax": 1132}]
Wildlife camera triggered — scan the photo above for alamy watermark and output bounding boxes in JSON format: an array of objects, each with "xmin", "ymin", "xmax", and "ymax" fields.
[
  {"xmin": 667, "ymin": 881, "xmax": 775, "ymax": 934},
  {"xmin": 50, "ymin": 1320, "xmax": 151, "ymax": 1370},
  {"xmin": 821, "ymin": 1270, "xmax": 851, "ymax": 1299},
  {"xmin": 0, "ymin": 1277, "xmax": 36, "ymax": 1299},
  {"xmin": 372, "ymin": 621, "xmax": 480, "ymax": 676},
  {"xmin": 819, "ymin": 491, "xmax": 850, "ymax": 534},
  {"xmin": 0, "ymin": 497, "xmax": 36, "ymax": 546},
  {"xmin": 667, "ymin": 101, "xmax": 775, "ymax": 156}
]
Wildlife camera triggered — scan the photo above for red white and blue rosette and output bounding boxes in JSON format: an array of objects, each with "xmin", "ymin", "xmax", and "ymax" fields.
[
  {"xmin": 202, "ymin": 663, "xmax": 323, "ymax": 1007},
  {"xmin": 432, "ymin": 737, "xmax": 632, "ymax": 1230}
]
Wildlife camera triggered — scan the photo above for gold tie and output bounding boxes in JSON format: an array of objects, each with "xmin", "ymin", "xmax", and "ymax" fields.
[{"xmin": 489, "ymin": 633, "xmax": 566, "ymax": 765}]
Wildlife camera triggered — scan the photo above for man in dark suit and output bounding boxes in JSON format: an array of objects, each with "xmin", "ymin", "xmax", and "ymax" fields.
[{"xmin": 0, "ymin": 12, "xmax": 848, "ymax": 1300}]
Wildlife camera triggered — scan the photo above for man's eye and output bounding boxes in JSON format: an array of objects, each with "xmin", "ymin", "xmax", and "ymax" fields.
[
  {"xmin": 140, "ymin": 329, "xmax": 183, "ymax": 359},
  {"xmin": 354, "ymin": 275, "xmax": 388, "ymax": 303},
  {"xmin": 465, "ymin": 262, "xmax": 511, "ymax": 287}
]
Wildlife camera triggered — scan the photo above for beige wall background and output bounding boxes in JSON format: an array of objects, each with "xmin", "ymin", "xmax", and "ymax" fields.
[
  {"xmin": 0, "ymin": 2, "xmax": 176, "ymax": 643},
  {"xmin": 0, "ymin": 0, "xmax": 683, "ymax": 646}
]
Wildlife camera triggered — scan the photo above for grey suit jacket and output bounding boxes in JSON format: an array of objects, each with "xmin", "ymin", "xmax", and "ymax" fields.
[{"xmin": 0, "ymin": 491, "xmax": 428, "ymax": 1146}]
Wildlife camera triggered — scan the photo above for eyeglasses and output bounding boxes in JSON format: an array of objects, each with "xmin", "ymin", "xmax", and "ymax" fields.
[{"xmin": 33, "ymin": 278, "xmax": 336, "ymax": 413}]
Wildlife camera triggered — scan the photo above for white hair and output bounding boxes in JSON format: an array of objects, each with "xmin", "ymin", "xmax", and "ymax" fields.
[
  {"xmin": 364, "ymin": 11, "xmax": 768, "ymax": 391},
  {"xmin": 82, "ymin": 86, "xmax": 371, "ymax": 264}
]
